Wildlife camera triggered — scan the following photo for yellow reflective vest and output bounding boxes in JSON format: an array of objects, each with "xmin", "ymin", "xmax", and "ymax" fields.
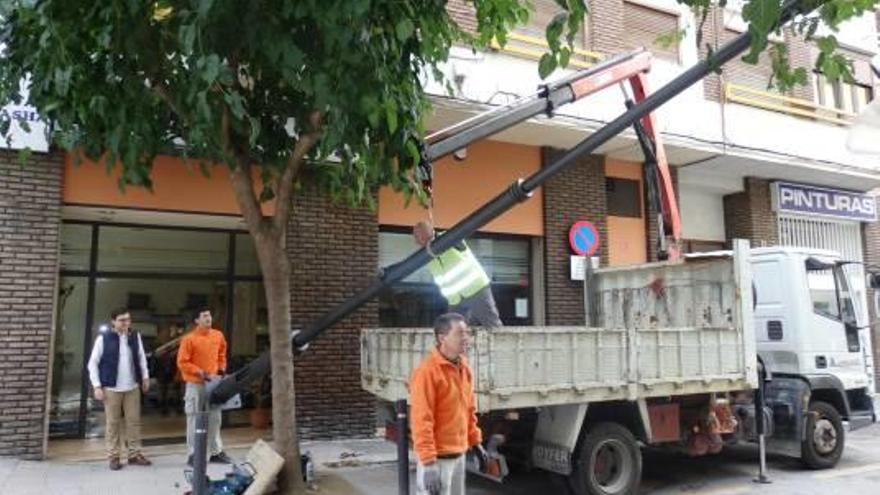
[{"xmin": 427, "ymin": 243, "xmax": 491, "ymax": 306}]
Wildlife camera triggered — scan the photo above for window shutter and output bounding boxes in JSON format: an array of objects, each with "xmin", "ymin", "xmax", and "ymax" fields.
[
  {"xmin": 623, "ymin": 2, "xmax": 680, "ymax": 62},
  {"xmin": 515, "ymin": 0, "xmax": 590, "ymax": 51},
  {"xmin": 721, "ymin": 29, "xmax": 774, "ymax": 90}
]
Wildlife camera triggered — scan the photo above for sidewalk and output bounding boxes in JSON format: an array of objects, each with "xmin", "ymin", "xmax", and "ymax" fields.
[{"xmin": 0, "ymin": 438, "xmax": 402, "ymax": 495}]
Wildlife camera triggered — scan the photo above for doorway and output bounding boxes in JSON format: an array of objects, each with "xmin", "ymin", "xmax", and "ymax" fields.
[{"xmin": 51, "ymin": 220, "xmax": 268, "ymax": 442}]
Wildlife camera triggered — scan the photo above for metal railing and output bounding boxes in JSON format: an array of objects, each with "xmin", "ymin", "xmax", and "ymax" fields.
[
  {"xmin": 725, "ymin": 82, "xmax": 857, "ymax": 126},
  {"xmin": 489, "ymin": 32, "xmax": 604, "ymax": 68}
]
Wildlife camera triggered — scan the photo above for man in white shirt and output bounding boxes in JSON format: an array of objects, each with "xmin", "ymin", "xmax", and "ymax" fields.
[{"xmin": 87, "ymin": 307, "xmax": 151, "ymax": 470}]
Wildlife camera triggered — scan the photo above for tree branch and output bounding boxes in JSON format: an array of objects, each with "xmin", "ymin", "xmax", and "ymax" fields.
[
  {"xmin": 272, "ymin": 112, "xmax": 322, "ymax": 231},
  {"xmin": 152, "ymin": 82, "xmax": 187, "ymax": 124},
  {"xmin": 223, "ymin": 107, "xmax": 265, "ymax": 233}
]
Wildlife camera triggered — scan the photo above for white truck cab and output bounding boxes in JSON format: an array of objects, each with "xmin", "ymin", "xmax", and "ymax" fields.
[{"xmin": 751, "ymin": 246, "xmax": 876, "ymax": 467}]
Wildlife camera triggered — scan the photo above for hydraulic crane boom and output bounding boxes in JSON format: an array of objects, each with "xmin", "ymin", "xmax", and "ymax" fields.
[{"xmin": 207, "ymin": 0, "xmax": 809, "ymax": 409}]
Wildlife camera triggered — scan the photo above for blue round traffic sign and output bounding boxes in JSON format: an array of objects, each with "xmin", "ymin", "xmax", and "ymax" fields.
[{"xmin": 568, "ymin": 221, "xmax": 600, "ymax": 256}]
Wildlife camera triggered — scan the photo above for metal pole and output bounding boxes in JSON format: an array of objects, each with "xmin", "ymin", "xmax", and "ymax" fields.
[
  {"xmin": 191, "ymin": 410, "xmax": 210, "ymax": 495},
  {"xmin": 396, "ymin": 399, "xmax": 410, "ymax": 495},
  {"xmin": 583, "ymin": 253, "xmax": 594, "ymax": 327},
  {"xmin": 754, "ymin": 364, "xmax": 771, "ymax": 484}
]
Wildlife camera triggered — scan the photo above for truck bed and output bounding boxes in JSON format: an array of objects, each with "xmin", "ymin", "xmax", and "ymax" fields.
[{"xmin": 361, "ymin": 245, "xmax": 757, "ymax": 412}]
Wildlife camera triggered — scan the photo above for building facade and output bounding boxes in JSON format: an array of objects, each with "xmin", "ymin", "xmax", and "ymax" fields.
[{"xmin": 1, "ymin": 0, "xmax": 879, "ymax": 459}]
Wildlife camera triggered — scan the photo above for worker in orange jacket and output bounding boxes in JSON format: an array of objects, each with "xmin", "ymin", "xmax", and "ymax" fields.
[
  {"xmin": 409, "ymin": 313, "xmax": 489, "ymax": 495},
  {"xmin": 177, "ymin": 307, "xmax": 233, "ymax": 467}
]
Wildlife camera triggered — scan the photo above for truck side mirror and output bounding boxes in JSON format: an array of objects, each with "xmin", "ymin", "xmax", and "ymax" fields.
[{"xmin": 869, "ymin": 273, "xmax": 880, "ymax": 290}]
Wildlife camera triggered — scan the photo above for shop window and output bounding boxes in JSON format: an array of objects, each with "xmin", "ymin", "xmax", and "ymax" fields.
[
  {"xmin": 97, "ymin": 226, "xmax": 229, "ymax": 274},
  {"xmin": 606, "ymin": 178, "xmax": 642, "ymax": 218},
  {"xmin": 49, "ymin": 277, "xmax": 89, "ymax": 438},
  {"xmin": 378, "ymin": 230, "xmax": 532, "ymax": 327},
  {"xmin": 60, "ymin": 224, "xmax": 92, "ymax": 271},
  {"xmin": 235, "ymin": 234, "xmax": 261, "ymax": 276}
]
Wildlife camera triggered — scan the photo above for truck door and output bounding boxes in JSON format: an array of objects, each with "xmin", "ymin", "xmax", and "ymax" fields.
[
  {"xmin": 753, "ymin": 258, "xmax": 798, "ymax": 374},
  {"xmin": 804, "ymin": 258, "xmax": 869, "ymax": 390}
]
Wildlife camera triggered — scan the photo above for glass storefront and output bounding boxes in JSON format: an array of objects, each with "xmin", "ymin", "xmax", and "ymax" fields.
[
  {"xmin": 52, "ymin": 222, "xmax": 266, "ymax": 439},
  {"xmin": 53, "ymin": 222, "xmax": 535, "ymax": 439},
  {"xmin": 377, "ymin": 229, "xmax": 533, "ymax": 327}
]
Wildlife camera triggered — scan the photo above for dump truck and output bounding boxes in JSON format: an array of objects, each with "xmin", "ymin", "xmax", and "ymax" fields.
[{"xmin": 362, "ymin": 242, "xmax": 877, "ymax": 494}]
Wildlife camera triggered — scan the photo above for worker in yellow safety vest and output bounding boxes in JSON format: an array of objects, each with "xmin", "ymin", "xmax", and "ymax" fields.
[{"xmin": 413, "ymin": 221, "xmax": 503, "ymax": 329}]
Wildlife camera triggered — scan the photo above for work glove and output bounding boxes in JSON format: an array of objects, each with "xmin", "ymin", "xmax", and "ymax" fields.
[
  {"xmin": 421, "ymin": 463, "xmax": 442, "ymax": 495},
  {"xmin": 472, "ymin": 444, "xmax": 490, "ymax": 472}
]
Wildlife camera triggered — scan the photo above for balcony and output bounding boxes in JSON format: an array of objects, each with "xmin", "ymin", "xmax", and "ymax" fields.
[
  {"xmin": 725, "ymin": 83, "xmax": 857, "ymax": 126},
  {"xmin": 489, "ymin": 32, "xmax": 604, "ymax": 69}
]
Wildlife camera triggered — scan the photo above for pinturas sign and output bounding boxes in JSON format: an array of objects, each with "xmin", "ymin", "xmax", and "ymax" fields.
[{"xmin": 773, "ymin": 182, "xmax": 877, "ymax": 222}]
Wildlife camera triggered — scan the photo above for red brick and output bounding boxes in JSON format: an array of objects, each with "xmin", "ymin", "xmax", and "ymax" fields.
[{"xmin": 0, "ymin": 149, "xmax": 62, "ymax": 459}]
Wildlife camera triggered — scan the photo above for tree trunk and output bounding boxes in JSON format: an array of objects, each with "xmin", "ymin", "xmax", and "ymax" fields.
[{"xmin": 254, "ymin": 230, "xmax": 305, "ymax": 493}]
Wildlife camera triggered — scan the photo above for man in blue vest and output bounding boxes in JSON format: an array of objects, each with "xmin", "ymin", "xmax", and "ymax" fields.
[
  {"xmin": 414, "ymin": 221, "xmax": 502, "ymax": 329},
  {"xmin": 87, "ymin": 307, "xmax": 152, "ymax": 470}
]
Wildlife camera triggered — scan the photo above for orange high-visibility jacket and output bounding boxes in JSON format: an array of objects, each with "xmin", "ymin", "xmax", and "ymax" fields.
[
  {"xmin": 409, "ymin": 348, "xmax": 482, "ymax": 463},
  {"xmin": 177, "ymin": 327, "xmax": 227, "ymax": 384}
]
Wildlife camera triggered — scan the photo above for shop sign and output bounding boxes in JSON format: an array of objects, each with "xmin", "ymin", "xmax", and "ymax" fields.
[
  {"xmin": 1, "ymin": 81, "xmax": 50, "ymax": 153},
  {"xmin": 773, "ymin": 182, "xmax": 877, "ymax": 222}
]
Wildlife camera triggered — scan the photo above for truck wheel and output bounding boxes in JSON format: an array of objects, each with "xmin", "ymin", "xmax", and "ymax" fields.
[
  {"xmin": 570, "ymin": 422, "xmax": 642, "ymax": 495},
  {"xmin": 801, "ymin": 401, "xmax": 844, "ymax": 469}
]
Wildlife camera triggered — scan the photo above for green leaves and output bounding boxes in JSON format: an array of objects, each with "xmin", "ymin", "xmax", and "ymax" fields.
[
  {"xmin": 4, "ymin": 0, "xmax": 868, "ymax": 216},
  {"xmin": 655, "ymin": 29, "xmax": 686, "ymax": 50},
  {"xmin": 395, "ymin": 18, "xmax": 415, "ymax": 41},
  {"xmin": 814, "ymin": 35, "xmax": 853, "ymax": 82},
  {"xmin": 534, "ymin": 1, "xmax": 587, "ymax": 78},
  {"xmin": 538, "ymin": 53, "xmax": 557, "ymax": 78},
  {"xmin": 768, "ymin": 43, "xmax": 808, "ymax": 92},
  {"xmin": 740, "ymin": 0, "xmax": 781, "ymax": 64},
  {"xmin": 198, "ymin": 0, "xmax": 216, "ymax": 18}
]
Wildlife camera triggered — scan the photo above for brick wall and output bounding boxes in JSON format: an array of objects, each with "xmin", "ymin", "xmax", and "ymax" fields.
[
  {"xmin": 699, "ymin": 6, "xmax": 724, "ymax": 101},
  {"xmin": 542, "ymin": 148, "xmax": 606, "ymax": 325},
  {"xmin": 701, "ymin": 12, "xmax": 815, "ymax": 102},
  {"xmin": 288, "ymin": 186, "xmax": 377, "ymax": 439},
  {"xmin": 723, "ymin": 177, "xmax": 777, "ymax": 247},
  {"xmin": 0, "ymin": 150, "xmax": 63, "ymax": 459},
  {"xmin": 447, "ymin": 0, "xmax": 477, "ymax": 33},
  {"xmin": 862, "ymin": 199, "xmax": 880, "ymax": 390},
  {"xmin": 785, "ymin": 28, "xmax": 815, "ymax": 101}
]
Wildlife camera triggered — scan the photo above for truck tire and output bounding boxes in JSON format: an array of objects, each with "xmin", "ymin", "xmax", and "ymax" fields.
[
  {"xmin": 801, "ymin": 400, "xmax": 845, "ymax": 469},
  {"xmin": 569, "ymin": 422, "xmax": 642, "ymax": 495}
]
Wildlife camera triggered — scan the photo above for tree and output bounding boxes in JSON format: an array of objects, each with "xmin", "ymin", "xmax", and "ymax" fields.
[{"xmin": 0, "ymin": 0, "xmax": 872, "ymax": 492}]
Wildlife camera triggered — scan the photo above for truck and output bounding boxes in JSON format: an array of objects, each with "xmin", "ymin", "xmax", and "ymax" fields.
[{"xmin": 362, "ymin": 243, "xmax": 878, "ymax": 494}]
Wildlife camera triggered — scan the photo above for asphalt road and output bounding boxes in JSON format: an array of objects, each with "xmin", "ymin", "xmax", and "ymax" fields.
[{"xmin": 324, "ymin": 423, "xmax": 880, "ymax": 494}]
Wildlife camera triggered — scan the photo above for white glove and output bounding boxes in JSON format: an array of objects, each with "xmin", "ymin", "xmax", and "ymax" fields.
[{"xmin": 420, "ymin": 463, "xmax": 441, "ymax": 495}]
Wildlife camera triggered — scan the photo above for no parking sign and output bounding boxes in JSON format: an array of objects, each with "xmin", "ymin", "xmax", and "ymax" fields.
[{"xmin": 568, "ymin": 221, "xmax": 600, "ymax": 256}]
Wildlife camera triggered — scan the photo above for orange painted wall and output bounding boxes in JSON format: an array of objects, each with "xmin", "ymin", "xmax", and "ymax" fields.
[
  {"xmin": 63, "ymin": 154, "xmax": 274, "ymax": 216},
  {"xmin": 378, "ymin": 141, "xmax": 543, "ymax": 236},
  {"xmin": 605, "ymin": 159, "xmax": 647, "ymax": 266}
]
